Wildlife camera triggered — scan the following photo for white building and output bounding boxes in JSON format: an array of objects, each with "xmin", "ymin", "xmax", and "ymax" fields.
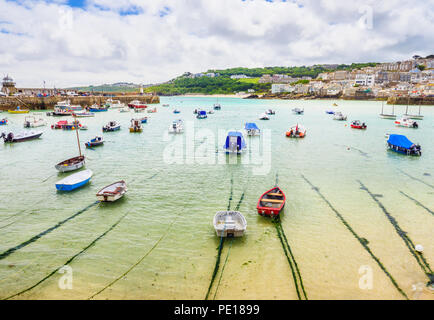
[
  {"xmin": 271, "ymin": 84, "xmax": 295, "ymax": 94},
  {"xmin": 354, "ymin": 74, "xmax": 375, "ymax": 86}
]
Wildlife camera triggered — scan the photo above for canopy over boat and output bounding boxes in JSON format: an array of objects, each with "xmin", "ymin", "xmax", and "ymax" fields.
[
  {"xmin": 245, "ymin": 122, "xmax": 259, "ymax": 130},
  {"xmin": 199, "ymin": 110, "xmax": 206, "ymax": 115},
  {"xmin": 224, "ymin": 131, "xmax": 246, "ymax": 153},
  {"xmin": 387, "ymin": 134, "xmax": 414, "ymax": 149}
]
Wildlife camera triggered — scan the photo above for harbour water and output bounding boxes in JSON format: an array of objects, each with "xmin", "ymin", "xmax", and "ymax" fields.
[{"xmin": 0, "ymin": 97, "xmax": 433, "ymax": 300}]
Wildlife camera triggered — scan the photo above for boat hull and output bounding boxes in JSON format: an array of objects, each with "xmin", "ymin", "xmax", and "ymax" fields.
[
  {"xmin": 55, "ymin": 156, "xmax": 85, "ymax": 172},
  {"xmin": 257, "ymin": 187, "xmax": 286, "ymax": 217},
  {"xmin": 8, "ymin": 110, "xmax": 29, "ymax": 114},
  {"xmin": 56, "ymin": 177, "xmax": 91, "ymax": 191}
]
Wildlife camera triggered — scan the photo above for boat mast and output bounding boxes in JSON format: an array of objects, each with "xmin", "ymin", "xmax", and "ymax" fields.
[{"xmin": 73, "ymin": 114, "xmax": 82, "ymax": 157}]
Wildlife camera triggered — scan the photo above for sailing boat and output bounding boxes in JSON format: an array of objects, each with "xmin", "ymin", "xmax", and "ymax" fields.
[
  {"xmin": 403, "ymin": 96, "xmax": 424, "ymax": 120},
  {"xmin": 55, "ymin": 114, "xmax": 85, "ymax": 172},
  {"xmin": 379, "ymin": 100, "xmax": 396, "ymax": 119}
]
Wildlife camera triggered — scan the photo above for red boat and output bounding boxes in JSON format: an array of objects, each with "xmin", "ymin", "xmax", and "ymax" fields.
[
  {"xmin": 128, "ymin": 100, "xmax": 147, "ymax": 109},
  {"xmin": 51, "ymin": 120, "xmax": 68, "ymax": 129},
  {"xmin": 257, "ymin": 187, "xmax": 286, "ymax": 217},
  {"xmin": 350, "ymin": 120, "xmax": 367, "ymax": 129}
]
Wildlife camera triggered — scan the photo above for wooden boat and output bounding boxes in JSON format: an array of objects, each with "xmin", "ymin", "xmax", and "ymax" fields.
[
  {"xmin": 244, "ymin": 122, "xmax": 260, "ymax": 136},
  {"xmin": 0, "ymin": 118, "xmax": 7, "ymax": 125},
  {"xmin": 387, "ymin": 134, "xmax": 421, "ymax": 156},
  {"xmin": 333, "ymin": 112, "xmax": 347, "ymax": 121},
  {"xmin": 96, "ymin": 180, "xmax": 127, "ymax": 202},
  {"xmin": 350, "ymin": 120, "xmax": 367, "ymax": 129},
  {"xmin": 55, "ymin": 155, "xmax": 85, "ymax": 173},
  {"xmin": 292, "ymin": 108, "xmax": 304, "ymax": 114},
  {"xmin": 379, "ymin": 101, "xmax": 396, "ymax": 119},
  {"xmin": 55, "ymin": 169, "xmax": 93, "ymax": 191},
  {"xmin": 102, "ymin": 121, "xmax": 121, "ymax": 132},
  {"xmin": 168, "ymin": 119, "xmax": 184, "ymax": 134},
  {"xmin": 8, "ymin": 106, "xmax": 29, "ymax": 114},
  {"xmin": 1, "ymin": 131, "xmax": 43, "ymax": 143},
  {"xmin": 85, "ymin": 136, "xmax": 104, "ymax": 148},
  {"xmin": 55, "ymin": 114, "xmax": 85, "ymax": 172},
  {"xmin": 223, "ymin": 131, "xmax": 246, "ymax": 154},
  {"xmin": 23, "ymin": 114, "xmax": 46, "ymax": 128},
  {"xmin": 286, "ymin": 124, "xmax": 306, "ymax": 138},
  {"xmin": 257, "ymin": 187, "xmax": 286, "ymax": 217},
  {"xmin": 213, "ymin": 211, "xmax": 247, "ymax": 237},
  {"xmin": 129, "ymin": 119, "xmax": 143, "ymax": 132},
  {"xmin": 395, "ymin": 117, "xmax": 418, "ymax": 128}
]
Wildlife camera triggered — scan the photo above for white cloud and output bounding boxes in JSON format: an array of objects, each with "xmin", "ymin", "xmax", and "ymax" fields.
[{"xmin": 0, "ymin": 0, "xmax": 433, "ymax": 87}]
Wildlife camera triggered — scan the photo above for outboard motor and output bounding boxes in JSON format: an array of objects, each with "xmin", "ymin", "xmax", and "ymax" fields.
[
  {"xmin": 6, "ymin": 132, "xmax": 13, "ymax": 142},
  {"xmin": 413, "ymin": 122, "xmax": 418, "ymax": 128}
]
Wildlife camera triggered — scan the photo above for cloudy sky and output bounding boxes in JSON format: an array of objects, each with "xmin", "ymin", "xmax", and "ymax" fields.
[{"xmin": 0, "ymin": 0, "xmax": 433, "ymax": 88}]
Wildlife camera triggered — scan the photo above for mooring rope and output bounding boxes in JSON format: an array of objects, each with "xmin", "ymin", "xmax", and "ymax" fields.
[
  {"xmin": 301, "ymin": 175, "xmax": 409, "ymax": 299},
  {"xmin": 227, "ymin": 176, "xmax": 234, "ymax": 211},
  {"xmin": 4, "ymin": 211, "xmax": 129, "ymax": 300},
  {"xmin": 205, "ymin": 234, "xmax": 225, "ymax": 300},
  {"xmin": 0, "ymin": 201, "xmax": 99, "ymax": 261},
  {"xmin": 358, "ymin": 180, "xmax": 433, "ymax": 280},
  {"xmin": 399, "ymin": 170, "xmax": 434, "ymax": 189},
  {"xmin": 399, "ymin": 191, "xmax": 433, "ymax": 216},
  {"xmin": 212, "ymin": 238, "xmax": 233, "ymax": 300}
]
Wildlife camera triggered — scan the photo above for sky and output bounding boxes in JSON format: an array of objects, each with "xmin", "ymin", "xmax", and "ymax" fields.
[{"xmin": 0, "ymin": 0, "xmax": 433, "ymax": 88}]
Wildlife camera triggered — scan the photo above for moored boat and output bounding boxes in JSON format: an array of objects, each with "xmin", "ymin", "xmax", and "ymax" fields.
[
  {"xmin": 379, "ymin": 101, "xmax": 396, "ymax": 119},
  {"xmin": 51, "ymin": 120, "xmax": 68, "ymax": 129},
  {"xmin": 147, "ymin": 107, "xmax": 157, "ymax": 113},
  {"xmin": 89, "ymin": 104, "xmax": 108, "ymax": 112},
  {"xmin": 96, "ymin": 180, "xmax": 127, "ymax": 202},
  {"xmin": 387, "ymin": 134, "xmax": 421, "ymax": 156},
  {"xmin": 8, "ymin": 106, "xmax": 29, "ymax": 114},
  {"xmin": 213, "ymin": 103, "xmax": 221, "ymax": 110},
  {"xmin": 55, "ymin": 155, "xmax": 85, "ymax": 173},
  {"xmin": 73, "ymin": 111, "xmax": 95, "ymax": 117},
  {"xmin": 285, "ymin": 124, "xmax": 306, "ymax": 138},
  {"xmin": 85, "ymin": 136, "xmax": 104, "ymax": 148},
  {"xmin": 213, "ymin": 211, "xmax": 247, "ymax": 237},
  {"xmin": 196, "ymin": 110, "xmax": 207, "ymax": 119},
  {"xmin": 223, "ymin": 131, "xmax": 246, "ymax": 154},
  {"xmin": 128, "ymin": 100, "xmax": 147, "ymax": 109},
  {"xmin": 129, "ymin": 118, "xmax": 143, "ymax": 132},
  {"xmin": 55, "ymin": 169, "xmax": 93, "ymax": 191},
  {"xmin": 173, "ymin": 109, "xmax": 181, "ymax": 114},
  {"xmin": 23, "ymin": 114, "xmax": 46, "ymax": 128},
  {"xmin": 265, "ymin": 109, "xmax": 275, "ymax": 115},
  {"xmin": 325, "ymin": 110, "xmax": 335, "ymax": 114},
  {"xmin": 259, "ymin": 113, "xmax": 270, "ymax": 120},
  {"xmin": 244, "ymin": 122, "xmax": 260, "ymax": 136},
  {"xmin": 102, "ymin": 121, "xmax": 121, "ymax": 132},
  {"xmin": 333, "ymin": 111, "xmax": 347, "ymax": 121},
  {"xmin": 168, "ymin": 119, "xmax": 184, "ymax": 134},
  {"xmin": 1, "ymin": 131, "xmax": 43, "ymax": 143},
  {"xmin": 292, "ymin": 108, "xmax": 304, "ymax": 114},
  {"xmin": 257, "ymin": 186, "xmax": 286, "ymax": 217},
  {"xmin": 350, "ymin": 120, "xmax": 367, "ymax": 129},
  {"xmin": 0, "ymin": 118, "xmax": 7, "ymax": 125},
  {"xmin": 395, "ymin": 117, "xmax": 418, "ymax": 128}
]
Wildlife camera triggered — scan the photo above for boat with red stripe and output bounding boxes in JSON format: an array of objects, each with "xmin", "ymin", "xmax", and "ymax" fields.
[{"xmin": 256, "ymin": 186, "xmax": 286, "ymax": 217}]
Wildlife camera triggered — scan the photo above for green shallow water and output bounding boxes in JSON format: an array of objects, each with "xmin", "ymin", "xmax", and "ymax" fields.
[{"xmin": 0, "ymin": 97, "xmax": 433, "ymax": 300}]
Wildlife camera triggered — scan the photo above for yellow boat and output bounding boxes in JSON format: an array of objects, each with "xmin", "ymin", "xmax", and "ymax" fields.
[{"xmin": 8, "ymin": 107, "xmax": 29, "ymax": 114}]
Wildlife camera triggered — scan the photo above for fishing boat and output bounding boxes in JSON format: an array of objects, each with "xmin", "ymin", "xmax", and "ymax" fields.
[
  {"xmin": 223, "ymin": 131, "xmax": 246, "ymax": 154},
  {"xmin": 169, "ymin": 119, "xmax": 184, "ymax": 134},
  {"xmin": 173, "ymin": 109, "xmax": 181, "ymax": 114},
  {"xmin": 292, "ymin": 108, "xmax": 304, "ymax": 114},
  {"xmin": 73, "ymin": 110, "xmax": 94, "ymax": 117},
  {"xmin": 55, "ymin": 114, "xmax": 85, "ymax": 172},
  {"xmin": 0, "ymin": 118, "xmax": 7, "ymax": 125},
  {"xmin": 1, "ymin": 131, "xmax": 43, "ymax": 143},
  {"xmin": 257, "ymin": 186, "xmax": 286, "ymax": 217},
  {"xmin": 350, "ymin": 120, "xmax": 367, "ymax": 129},
  {"xmin": 213, "ymin": 211, "xmax": 247, "ymax": 237},
  {"xmin": 285, "ymin": 124, "xmax": 306, "ymax": 138},
  {"xmin": 8, "ymin": 106, "xmax": 29, "ymax": 114},
  {"xmin": 55, "ymin": 169, "xmax": 93, "ymax": 191},
  {"xmin": 85, "ymin": 136, "xmax": 104, "ymax": 148},
  {"xmin": 52, "ymin": 107, "xmax": 73, "ymax": 116},
  {"xmin": 89, "ymin": 104, "xmax": 108, "ymax": 112},
  {"xmin": 96, "ymin": 180, "xmax": 128, "ymax": 202},
  {"xmin": 147, "ymin": 107, "xmax": 157, "ymax": 113},
  {"xmin": 62, "ymin": 120, "xmax": 82, "ymax": 130},
  {"xmin": 395, "ymin": 117, "xmax": 418, "ymax": 128},
  {"xmin": 333, "ymin": 111, "xmax": 347, "ymax": 121},
  {"xmin": 244, "ymin": 122, "xmax": 260, "ymax": 136},
  {"xmin": 259, "ymin": 113, "xmax": 270, "ymax": 120},
  {"xmin": 102, "ymin": 121, "xmax": 121, "ymax": 132},
  {"xmin": 128, "ymin": 100, "xmax": 147, "ymax": 109},
  {"xmin": 23, "ymin": 114, "xmax": 46, "ymax": 128},
  {"xmin": 196, "ymin": 110, "xmax": 207, "ymax": 119},
  {"xmin": 379, "ymin": 101, "xmax": 396, "ymax": 119},
  {"xmin": 129, "ymin": 119, "xmax": 143, "ymax": 132},
  {"xmin": 265, "ymin": 109, "xmax": 275, "ymax": 115},
  {"xmin": 105, "ymin": 99, "xmax": 125, "ymax": 109},
  {"xmin": 387, "ymin": 134, "xmax": 421, "ymax": 156},
  {"xmin": 51, "ymin": 120, "xmax": 68, "ymax": 129}
]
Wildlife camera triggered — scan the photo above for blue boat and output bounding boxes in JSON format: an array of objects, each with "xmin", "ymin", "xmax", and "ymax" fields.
[
  {"xmin": 55, "ymin": 169, "xmax": 93, "ymax": 191},
  {"xmin": 196, "ymin": 110, "xmax": 207, "ymax": 119},
  {"xmin": 224, "ymin": 131, "xmax": 246, "ymax": 154},
  {"xmin": 102, "ymin": 121, "xmax": 121, "ymax": 132},
  {"xmin": 0, "ymin": 118, "xmax": 7, "ymax": 125},
  {"xmin": 140, "ymin": 117, "xmax": 148, "ymax": 123},
  {"xmin": 325, "ymin": 110, "xmax": 335, "ymax": 114},
  {"xmin": 244, "ymin": 122, "xmax": 260, "ymax": 136},
  {"xmin": 85, "ymin": 136, "xmax": 104, "ymax": 148},
  {"xmin": 387, "ymin": 134, "xmax": 421, "ymax": 156},
  {"xmin": 173, "ymin": 109, "xmax": 181, "ymax": 114}
]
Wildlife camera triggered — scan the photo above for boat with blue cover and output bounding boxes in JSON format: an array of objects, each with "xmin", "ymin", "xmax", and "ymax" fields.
[
  {"xmin": 85, "ymin": 136, "xmax": 104, "ymax": 148},
  {"xmin": 387, "ymin": 134, "xmax": 421, "ymax": 156},
  {"xmin": 224, "ymin": 131, "xmax": 246, "ymax": 154},
  {"xmin": 196, "ymin": 110, "xmax": 207, "ymax": 119},
  {"xmin": 55, "ymin": 169, "xmax": 93, "ymax": 191},
  {"xmin": 244, "ymin": 122, "xmax": 260, "ymax": 136}
]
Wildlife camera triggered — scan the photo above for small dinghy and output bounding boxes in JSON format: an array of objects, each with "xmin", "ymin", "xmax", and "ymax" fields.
[
  {"xmin": 244, "ymin": 122, "xmax": 260, "ymax": 136},
  {"xmin": 85, "ymin": 136, "xmax": 104, "ymax": 148},
  {"xmin": 196, "ymin": 110, "xmax": 207, "ymax": 119},
  {"xmin": 325, "ymin": 110, "xmax": 335, "ymax": 114},
  {"xmin": 259, "ymin": 113, "xmax": 270, "ymax": 120},
  {"xmin": 213, "ymin": 211, "xmax": 247, "ymax": 238},
  {"xmin": 139, "ymin": 116, "xmax": 148, "ymax": 124},
  {"xmin": 394, "ymin": 117, "xmax": 418, "ymax": 128},
  {"xmin": 286, "ymin": 124, "xmax": 306, "ymax": 138},
  {"xmin": 169, "ymin": 119, "xmax": 184, "ymax": 134},
  {"xmin": 213, "ymin": 103, "xmax": 221, "ymax": 110},
  {"xmin": 1, "ymin": 131, "xmax": 43, "ymax": 143},
  {"xmin": 55, "ymin": 169, "xmax": 93, "ymax": 191},
  {"xmin": 292, "ymin": 108, "xmax": 304, "ymax": 115},
  {"xmin": 96, "ymin": 180, "xmax": 127, "ymax": 202},
  {"xmin": 8, "ymin": 106, "xmax": 29, "ymax": 114},
  {"xmin": 207, "ymin": 109, "xmax": 214, "ymax": 114},
  {"xmin": 257, "ymin": 186, "xmax": 286, "ymax": 217},
  {"xmin": 223, "ymin": 131, "xmax": 246, "ymax": 154},
  {"xmin": 55, "ymin": 155, "xmax": 85, "ymax": 172},
  {"xmin": 350, "ymin": 120, "xmax": 367, "ymax": 129},
  {"xmin": 129, "ymin": 119, "xmax": 143, "ymax": 132},
  {"xmin": 387, "ymin": 134, "xmax": 421, "ymax": 156},
  {"xmin": 333, "ymin": 112, "xmax": 347, "ymax": 121},
  {"xmin": 102, "ymin": 121, "xmax": 121, "ymax": 132},
  {"xmin": 173, "ymin": 109, "xmax": 181, "ymax": 114},
  {"xmin": 0, "ymin": 118, "xmax": 7, "ymax": 125}
]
